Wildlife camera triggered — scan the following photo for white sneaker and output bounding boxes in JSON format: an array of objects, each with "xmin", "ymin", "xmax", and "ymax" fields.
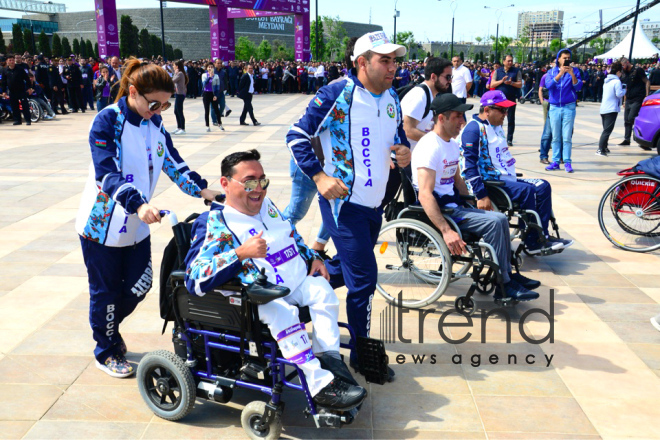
[
  {"xmin": 172, "ymin": 128, "xmax": 181, "ymax": 135},
  {"xmin": 178, "ymin": 129, "xmax": 186, "ymax": 135},
  {"xmin": 218, "ymin": 125, "xmax": 225, "ymax": 131},
  {"xmin": 651, "ymin": 316, "xmax": 660, "ymax": 332},
  {"xmin": 44, "ymin": 115, "xmax": 53, "ymax": 120},
  {"xmin": 206, "ymin": 127, "xmax": 211, "ymax": 132}
]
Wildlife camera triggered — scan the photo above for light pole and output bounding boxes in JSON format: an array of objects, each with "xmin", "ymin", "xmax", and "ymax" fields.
[
  {"xmin": 159, "ymin": 0, "xmax": 166, "ymax": 60},
  {"xmin": 484, "ymin": 4, "xmax": 514, "ymax": 62},
  {"xmin": 439, "ymin": 0, "xmax": 458, "ymax": 59},
  {"xmin": 315, "ymin": 0, "xmax": 318, "ymax": 60},
  {"xmin": 393, "ymin": 0, "xmax": 400, "ymax": 44}
]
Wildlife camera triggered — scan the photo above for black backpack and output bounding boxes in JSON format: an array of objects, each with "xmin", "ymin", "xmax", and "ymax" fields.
[{"xmin": 396, "ymin": 81, "xmax": 432, "ymax": 120}]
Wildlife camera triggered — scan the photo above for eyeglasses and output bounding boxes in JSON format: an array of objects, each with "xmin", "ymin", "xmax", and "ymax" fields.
[
  {"xmin": 230, "ymin": 177, "xmax": 270, "ymax": 192},
  {"xmin": 139, "ymin": 93, "xmax": 171, "ymax": 112},
  {"xmin": 444, "ymin": 74, "xmax": 453, "ymax": 81}
]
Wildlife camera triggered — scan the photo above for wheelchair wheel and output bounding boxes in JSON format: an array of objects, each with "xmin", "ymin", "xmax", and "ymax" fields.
[
  {"xmin": 28, "ymin": 99, "xmax": 42, "ymax": 123},
  {"xmin": 241, "ymin": 400, "xmax": 283, "ymax": 440},
  {"xmin": 375, "ymin": 219, "xmax": 452, "ymax": 308},
  {"xmin": 137, "ymin": 349, "xmax": 196, "ymax": 421},
  {"xmin": 455, "ymin": 296, "xmax": 476, "ymax": 316},
  {"xmin": 598, "ymin": 176, "xmax": 660, "ymax": 253}
]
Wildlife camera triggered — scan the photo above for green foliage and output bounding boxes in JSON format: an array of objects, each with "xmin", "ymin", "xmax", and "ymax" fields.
[
  {"xmin": 52, "ymin": 34, "xmax": 62, "ymax": 57},
  {"xmin": 165, "ymin": 43, "xmax": 174, "ymax": 61},
  {"xmin": 459, "ymin": 51, "xmax": 464, "ymax": 60},
  {"xmin": 94, "ymin": 42, "xmax": 98, "ymax": 59},
  {"xmin": 393, "ymin": 31, "xmax": 415, "ymax": 60},
  {"xmin": 235, "ymin": 36, "xmax": 256, "ymax": 61},
  {"xmin": 490, "ymin": 35, "xmax": 512, "ymax": 59},
  {"xmin": 549, "ymin": 38, "xmax": 563, "ymax": 54},
  {"xmin": 323, "ymin": 16, "xmax": 347, "ymax": 61},
  {"xmin": 139, "ymin": 28, "xmax": 151, "ymax": 58},
  {"xmin": 119, "ymin": 15, "xmax": 139, "ymax": 57},
  {"xmin": 442, "ymin": 51, "xmax": 448, "ymax": 59},
  {"xmin": 173, "ymin": 48, "xmax": 182, "ymax": 59},
  {"xmin": 150, "ymin": 34, "xmax": 161, "ymax": 57},
  {"xmin": 61, "ymin": 37, "xmax": 71, "ymax": 57},
  {"xmin": 272, "ymin": 40, "xmax": 294, "ymax": 61},
  {"xmin": 310, "ymin": 19, "xmax": 325, "ymax": 61},
  {"xmin": 72, "ymin": 37, "xmax": 80, "ymax": 55},
  {"xmin": 86, "ymin": 40, "xmax": 94, "ymax": 59},
  {"xmin": 38, "ymin": 30, "xmax": 50, "ymax": 57},
  {"xmin": 0, "ymin": 29, "xmax": 6, "ymax": 53},
  {"xmin": 12, "ymin": 24, "xmax": 25, "ymax": 54},
  {"xmin": 23, "ymin": 29, "xmax": 34, "ymax": 53},
  {"xmin": 257, "ymin": 39, "xmax": 272, "ymax": 60}
]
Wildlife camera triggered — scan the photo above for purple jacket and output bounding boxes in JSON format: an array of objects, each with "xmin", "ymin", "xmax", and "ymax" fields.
[{"xmin": 546, "ymin": 48, "xmax": 583, "ymax": 107}]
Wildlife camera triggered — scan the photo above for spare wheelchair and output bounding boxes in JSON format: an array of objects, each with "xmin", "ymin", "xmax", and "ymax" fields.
[
  {"xmin": 598, "ymin": 167, "xmax": 660, "ymax": 253},
  {"xmin": 137, "ymin": 204, "xmax": 388, "ymax": 440},
  {"xmin": 376, "ymin": 170, "xmax": 517, "ymax": 315}
]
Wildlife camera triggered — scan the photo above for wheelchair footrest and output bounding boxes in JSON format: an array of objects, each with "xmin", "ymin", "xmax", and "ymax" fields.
[
  {"xmin": 241, "ymin": 361, "xmax": 269, "ymax": 381},
  {"xmin": 355, "ymin": 337, "xmax": 389, "ymax": 385}
]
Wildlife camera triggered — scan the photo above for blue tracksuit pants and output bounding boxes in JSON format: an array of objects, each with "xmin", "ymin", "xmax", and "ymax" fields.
[
  {"xmin": 79, "ymin": 236, "xmax": 152, "ymax": 362},
  {"xmin": 500, "ymin": 178, "xmax": 553, "ymax": 246},
  {"xmin": 319, "ymin": 197, "xmax": 382, "ymax": 362}
]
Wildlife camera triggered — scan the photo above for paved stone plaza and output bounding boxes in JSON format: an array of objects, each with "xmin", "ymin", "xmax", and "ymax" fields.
[{"xmin": 1, "ymin": 93, "xmax": 659, "ymax": 439}]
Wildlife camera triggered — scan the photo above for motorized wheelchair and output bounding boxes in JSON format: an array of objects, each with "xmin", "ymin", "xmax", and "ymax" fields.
[
  {"xmin": 137, "ymin": 202, "xmax": 389, "ymax": 440},
  {"xmin": 598, "ymin": 166, "xmax": 660, "ymax": 253},
  {"xmin": 482, "ymin": 173, "xmax": 565, "ymax": 267},
  {"xmin": 376, "ymin": 169, "xmax": 519, "ymax": 315},
  {"xmin": 0, "ymin": 97, "xmax": 42, "ymax": 123}
]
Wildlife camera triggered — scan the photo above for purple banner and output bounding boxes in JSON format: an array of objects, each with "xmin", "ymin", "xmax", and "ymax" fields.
[
  {"xmin": 95, "ymin": 0, "xmax": 120, "ymax": 59},
  {"xmin": 294, "ymin": 12, "xmax": 310, "ymax": 62},
  {"xmin": 227, "ymin": 7, "xmax": 289, "ymax": 18},
  {"xmin": 228, "ymin": 18, "xmax": 235, "ymax": 59}
]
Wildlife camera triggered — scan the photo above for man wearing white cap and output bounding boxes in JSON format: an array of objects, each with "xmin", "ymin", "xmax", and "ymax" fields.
[{"xmin": 286, "ymin": 31, "xmax": 411, "ymax": 380}]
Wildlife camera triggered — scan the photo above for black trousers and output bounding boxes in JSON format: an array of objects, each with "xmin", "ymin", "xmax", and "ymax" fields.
[
  {"xmin": 239, "ymin": 93, "xmax": 256, "ymax": 124},
  {"xmin": 623, "ymin": 98, "xmax": 643, "ymax": 142},
  {"xmin": 51, "ymin": 87, "xmax": 66, "ymax": 113},
  {"xmin": 67, "ymin": 84, "xmax": 83, "ymax": 111},
  {"xmin": 599, "ymin": 112, "xmax": 618, "ymax": 151},
  {"xmin": 202, "ymin": 92, "xmax": 222, "ymax": 127},
  {"xmin": 507, "ymin": 104, "xmax": 516, "ymax": 142},
  {"xmin": 174, "ymin": 94, "xmax": 186, "ymax": 130},
  {"xmin": 10, "ymin": 93, "xmax": 31, "ymax": 123}
]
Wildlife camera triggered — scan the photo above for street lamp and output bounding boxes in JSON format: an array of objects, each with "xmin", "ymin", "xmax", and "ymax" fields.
[
  {"xmin": 484, "ymin": 4, "xmax": 514, "ymax": 62},
  {"xmin": 74, "ymin": 18, "xmax": 95, "ymax": 55},
  {"xmin": 393, "ymin": 0, "xmax": 400, "ymax": 44},
  {"xmin": 439, "ymin": 0, "xmax": 458, "ymax": 59}
]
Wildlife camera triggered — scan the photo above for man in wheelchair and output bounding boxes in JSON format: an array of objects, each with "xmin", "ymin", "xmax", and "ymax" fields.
[
  {"xmin": 183, "ymin": 149, "xmax": 367, "ymax": 411},
  {"xmin": 459, "ymin": 90, "xmax": 573, "ymax": 254},
  {"xmin": 413, "ymin": 94, "xmax": 541, "ymax": 302}
]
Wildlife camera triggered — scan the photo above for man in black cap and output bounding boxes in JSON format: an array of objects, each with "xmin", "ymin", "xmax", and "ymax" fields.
[
  {"xmin": 411, "ymin": 93, "xmax": 540, "ymax": 302},
  {"xmin": 35, "ymin": 55, "xmax": 51, "ymax": 100},
  {"xmin": 0, "ymin": 54, "xmax": 33, "ymax": 125},
  {"xmin": 65, "ymin": 56, "xmax": 84, "ymax": 113}
]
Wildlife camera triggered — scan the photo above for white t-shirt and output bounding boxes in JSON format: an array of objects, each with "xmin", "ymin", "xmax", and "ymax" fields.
[
  {"xmin": 451, "ymin": 64, "xmax": 472, "ymax": 98},
  {"xmin": 261, "ymin": 67, "xmax": 269, "ymax": 79},
  {"xmin": 401, "ymin": 84, "xmax": 435, "ymax": 151},
  {"xmin": 412, "ymin": 132, "xmax": 460, "ymax": 208},
  {"xmin": 308, "ymin": 66, "xmax": 316, "ymax": 75},
  {"xmin": 315, "ymin": 65, "xmax": 325, "ymax": 78},
  {"xmin": 248, "ymin": 74, "xmax": 254, "ymax": 94}
]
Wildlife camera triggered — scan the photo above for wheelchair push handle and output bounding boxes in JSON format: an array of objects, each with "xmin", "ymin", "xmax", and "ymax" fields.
[
  {"xmin": 159, "ymin": 210, "xmax": 179, "ymax": 227},
  {"xmin": 204, "ymin": 194, "xmax": 226, "ymax": 206}
]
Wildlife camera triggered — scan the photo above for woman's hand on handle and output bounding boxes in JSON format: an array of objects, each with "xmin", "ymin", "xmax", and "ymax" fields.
[
  {"xmin": 201, "ymin": 188, "xmax": 223, "ymax": 202},
  {"xmin": 137, "ymin": 204, "xmax": 162, "ymax": 224}
]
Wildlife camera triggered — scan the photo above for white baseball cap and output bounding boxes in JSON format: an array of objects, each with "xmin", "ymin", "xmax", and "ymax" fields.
[{"xmin": 351, "ymin": 31, "xmax": 406, "ymax": 62}]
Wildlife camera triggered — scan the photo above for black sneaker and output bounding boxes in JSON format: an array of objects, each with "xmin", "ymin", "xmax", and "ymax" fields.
[
  {"xmin": 317, "ymin": 354, "xmax": 358, "ymax": 386},
  {"xmin": 495, "ymin": 280, "xmax": 539, "ymax": 302},
  {"xmin": 313, "ymin": 379, "xmax": 367, "ymax": 411},
  {"xmin": 596, "ymin": 149, "xmax": 607, "ymax": 157},
  {"xmin": 619, "ymin": 140, "xmax": 631, "ymax": 146},
  {"xmin": 507, "ymin": 141, "xmax": 513, "ymax": 147},
  {"xmin": 510, "ymin": 272, "xmax": 541, "ymax": 290},
  {"xmin": 225, "ymin": 109, "xmax": 232, "ymax": 117}
]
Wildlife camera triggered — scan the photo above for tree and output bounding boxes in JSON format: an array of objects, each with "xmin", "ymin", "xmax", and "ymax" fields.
[
  {"xmin": 94, "ymin": 42, "xmax": 99, "ymax": 59},
  {"xmin": 139, "ymin": 28, "xmax": 151, "ymax": 59},
  {"xmin": 549, "ymin": 38, "xmax": 563, "ymax": 54},
  {"xmin": 165, "ymin": 43, "xmax": 174, "ymax": 61},
  {"xmin": 442, "ymin": 51, "xmax": 449, "ymax": 59},
  {"xmin": 0, "ymin": 28, "xmax": 6, "ymax": 54},
  {"xmin": 393, "ymin": 31, "xmax": 415, "ymax": 60},
  {"xmin": 61, "ymin": 37, "xmax": 71, "ymax": 57},
  {"xmin": 150, "ymin": 34, "xmax": 162, "ymax": 57},
  {"xmin": 273, "ymin": 41, "xmax": 293, "ymax": 61},
  {"xmin": 459, "ymin": 51, "xmax": 464, "ymax": 60},
  {"xmin": 323, "ymin": 16, "xmax": 347, "ymax": 61},
  {"xmin": 119, "ymin": 15, "xmax": 138, "ymax": 57},
  {"xmin": 235, "ymin": 36, "xmax": 256, "ymax": 60},
  {"xmin": 38, "ymin": 30, "xmax": 50, "ymax": 57},
  {"xmin": 52, "ymin": 33, "xmax": 62, "ymax": 57},
  {"xmin": 72, "ymin": 37, "xmax": 80, "ymax": 55},
  {"xmin": 173, "ymin": 48, "xmax": 182, "ymax": 59},
  {"xmin": 475, "ymin": 36, "xmax": 482, "ymax": 45},
  {"xmin": 23, "ymin": 29, "xmax": 34, "ymax": 53},
  {"xmin": 257, "ymin": 39, "xmax": 272, "ymax": 60},
  {"xmin": 310, "ymin": 19, "xmax": 325, "ymax": 61},
  {"xmin": 12, "ymin": 24, "xmax": 25, "ymax": 54},
  {"xmin": 86, "ymin": 40, "xmax": 94, "ymax": 58}
]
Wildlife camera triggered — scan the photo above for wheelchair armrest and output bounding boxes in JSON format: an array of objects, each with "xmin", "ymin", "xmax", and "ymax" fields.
[
  {"xmin": 170, "ymin": 270, "xmax": 186, "ymax": 286},
  {"xmin": 516, "ymin": 173, "xmax": 523, "ymax": 177},
  {"xmin": 460, "ymin": 194, "xmax": 476, "ymax": 201},
  {"xmin": 484, "ymin": 180, "xmax": 505, "ymax": 187},
  {"xmin": 440, "ymin": 207, "xmax": 454, "ymax": 215}
]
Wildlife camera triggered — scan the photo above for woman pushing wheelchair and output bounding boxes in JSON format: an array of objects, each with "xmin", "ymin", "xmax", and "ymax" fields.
[{"xmin": 76, "ymin": 58, "xmax": 220, "ymax": 378}]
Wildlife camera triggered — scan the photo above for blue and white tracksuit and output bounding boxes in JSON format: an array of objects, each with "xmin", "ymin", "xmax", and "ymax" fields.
[
  {"xmin": 459, "ymin": 115, "xmax": 553, "ymax": 247},
  {"xmin": 76, "ymin": 97, "xmax": 207, "ymax": 363},
  {"xmin": 184, "ymin": 199, "xmax": 338, "ymax": 396},
  {"xmin": 286, "ymin": 75, "xmax": 409, "ymax": 359}
]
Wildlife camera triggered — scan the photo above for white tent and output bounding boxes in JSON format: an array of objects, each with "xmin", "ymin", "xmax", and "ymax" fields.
[{"xmin": 594, "ymin": 21, "xmax": 660, "ymax": 60}]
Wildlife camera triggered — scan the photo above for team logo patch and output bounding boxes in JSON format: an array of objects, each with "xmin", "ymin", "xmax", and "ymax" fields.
[
  {"xmin": 386, "ymin": 103, "xmax": 395, "ymax": 118},
  {"xmin": 268, "ymin": 206, "xmax": 278, "ymax": 218},
  {"xmin": 314, "ymin": 97, "xmax": 323, "ymax": 107},
  {"xmin": 156, "ymin": 142, "xmax": 164, "ymax": 157},
  {"xmin": 95, "ymin": 140, "xmax": 107, "ymax": 148}
]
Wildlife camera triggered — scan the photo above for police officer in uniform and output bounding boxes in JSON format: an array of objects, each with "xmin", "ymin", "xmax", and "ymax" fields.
[
  {"xmin": 66, "ymin": 56, "xmax": 85, "ymax": 113},
  {"xmin": 35, "ymin": 55, "xmax": 51, "ymax": 100},
  {"xmin": 48, "ymin": 58, "xmax": 67, "ymax": 114}
]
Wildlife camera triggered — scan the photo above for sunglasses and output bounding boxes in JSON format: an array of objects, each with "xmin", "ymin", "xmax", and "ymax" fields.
[
  {"xmin": 230, "ymin": 178, "xmax": 270, "ymax": 192},
  {"xmin": 140, "ymin": 93, "xmax": 171, "ymax": 112}
]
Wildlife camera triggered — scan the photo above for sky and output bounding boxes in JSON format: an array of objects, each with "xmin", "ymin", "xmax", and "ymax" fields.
[{"xmin": 6, "ymin": 0, "xmax": 660, "ymax": 42}]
